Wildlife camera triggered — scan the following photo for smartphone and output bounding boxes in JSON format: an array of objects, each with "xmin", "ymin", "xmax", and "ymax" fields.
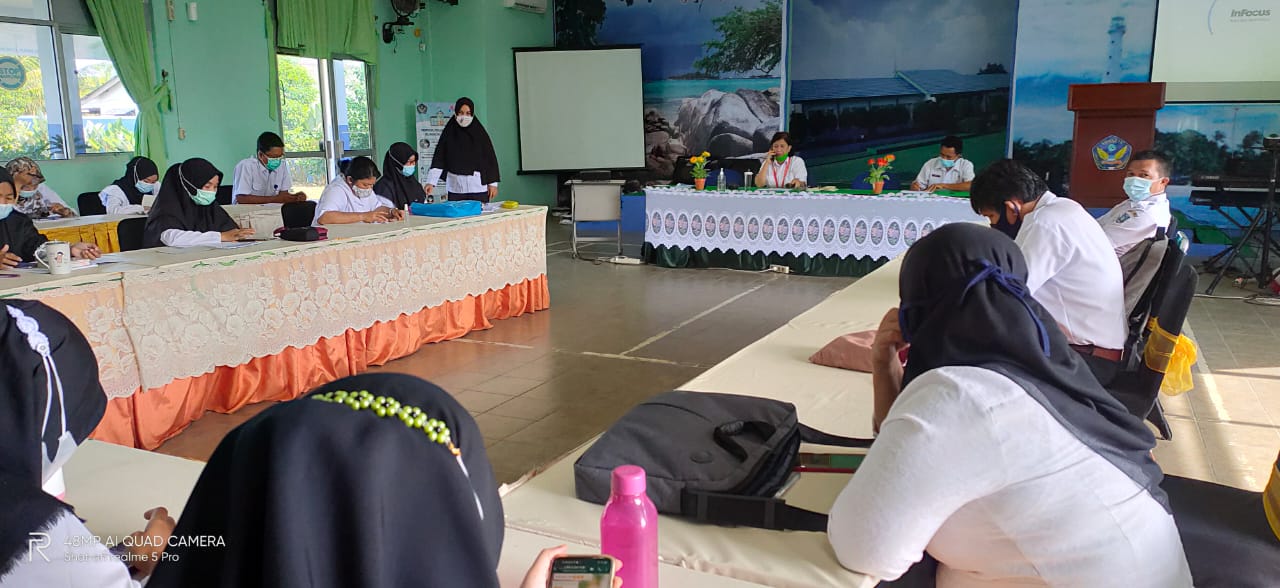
[
  {"xmin": 548, "ymin": 555, "xmax": 616, "ymax": 588},
  {"xmin": 795, "ymin": 452, "xmax": 866, "ymax": 473}
]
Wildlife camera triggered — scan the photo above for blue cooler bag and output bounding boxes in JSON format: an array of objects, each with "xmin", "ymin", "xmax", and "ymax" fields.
[{"xmin": 410, "ymin": 200, "xmax": 482, "ymax": 218}]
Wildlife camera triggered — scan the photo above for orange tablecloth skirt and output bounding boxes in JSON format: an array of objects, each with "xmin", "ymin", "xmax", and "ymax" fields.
[{"xmin": 91, "ymin": 275, "xmax": 549, "ymax": 449}]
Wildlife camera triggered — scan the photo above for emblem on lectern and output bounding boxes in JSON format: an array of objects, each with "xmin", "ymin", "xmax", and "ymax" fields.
[{"xmin": 1092, "ymin": 135, "xmax": 1132, "ymax": 171}]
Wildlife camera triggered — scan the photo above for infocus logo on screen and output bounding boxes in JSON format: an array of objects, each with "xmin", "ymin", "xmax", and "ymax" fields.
[{"xmin": 1230, "ymin": 8, "xmax": 1272, "ymax": 17}]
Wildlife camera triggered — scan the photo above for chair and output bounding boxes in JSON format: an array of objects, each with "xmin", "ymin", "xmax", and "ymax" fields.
[
  {"xmin": 281, "ymin": 201, "xmax": 317, "ymax": 229},
  {"xmin": 569, "ymin": 180, "xmax": 623, "ymax": 258},
  {"xmin": 116, "ymin": 217, "xmax": 148, "ymax": 252},
  {"xmin": 1163, "ymin": 472, "xmax": 1280, "ymax": 587},
  {"xmin": 78, "ymin": 191, "xmax": 106, "ymax": 216},
  {"xmin": 215, "ymin": 185, "xmax": 233, "ymax": 206}
]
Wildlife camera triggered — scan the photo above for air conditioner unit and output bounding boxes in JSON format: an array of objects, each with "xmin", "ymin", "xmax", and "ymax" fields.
[{"xmin": 503, "ymin": 0, "xmax": 546, "ymax": 13}]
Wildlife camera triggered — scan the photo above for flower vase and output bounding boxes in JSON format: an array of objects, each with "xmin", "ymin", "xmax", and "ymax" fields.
[
  {"xmin": 872, "ymin": 180, "xmax": 884, "ymax": 195},
  {"xmin": 694, "ymin": 178, "xmax": 707, "ymax": 191}
]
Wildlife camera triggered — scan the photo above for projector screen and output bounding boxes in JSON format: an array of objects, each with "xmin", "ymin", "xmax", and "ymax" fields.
[
  {"xmin": 514, "ymin": 47, "xmax": 645, "ymax": 172},
  {"xmin": 1152, "ymin": 0, "xmax": 1280, "ymax": 101}
]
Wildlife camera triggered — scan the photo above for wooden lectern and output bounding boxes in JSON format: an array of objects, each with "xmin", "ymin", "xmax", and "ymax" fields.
[{"xmin": 1067, "ymin": 82, "xmax": 1166, "ymax": 208}]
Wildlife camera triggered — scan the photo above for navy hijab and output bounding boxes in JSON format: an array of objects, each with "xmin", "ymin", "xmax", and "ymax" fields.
[
  {"xmin": 897, "ymin": 223, "xmax": 1169, "ymax": 512},
  {"xmin": 149, "ymin": 373, "xmax": 504, "ymax": 588}
]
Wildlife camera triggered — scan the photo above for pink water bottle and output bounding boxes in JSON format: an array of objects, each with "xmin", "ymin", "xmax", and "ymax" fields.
[{"xmin": 600, "ymin": 465, "xmax": 658, "ymax": 588}]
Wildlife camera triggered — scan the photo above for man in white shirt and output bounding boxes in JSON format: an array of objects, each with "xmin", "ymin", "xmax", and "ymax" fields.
[
  {"xmin": 970, "ymin": 159, "xmax": 1127, "ymax": 385},
  {"xmin": 231, "ymin": 132, "xmax": 308, "ymax": 204},
  {"xmin": 1097, "ymin": 150, "xmax": 1174, "ymax": 256},
  {"xmin": 910, "ymin": 135, "xmax": 975, "ymax": 192}
]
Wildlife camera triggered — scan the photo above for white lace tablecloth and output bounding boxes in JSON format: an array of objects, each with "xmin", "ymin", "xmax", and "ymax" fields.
[
  {"xmin": 644, "ymin": 187, "xmax": 983, "ymax": 260},
  {"xmin": 1, "ymin": 207, "xmax": 548, "ymax": 396}
]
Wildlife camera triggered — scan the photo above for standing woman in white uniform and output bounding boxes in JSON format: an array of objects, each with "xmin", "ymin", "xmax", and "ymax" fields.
[
  {"xmin": 754, "ymin": 131, "xmax": 807, "ymax": 189},
  {"xmin": 425, "ymin": 97, "xmax": 500, "ymax": 203},
  {"xmin": 827, "ymin": 223, "xmax": 1191, "ymax": 586},
  {"xmin": 98, "ymin": 156, "xmax": 159, "ymax": 215},
  {"xmin": 313, "ymin": 156, "xmax": 404, "ymax": 225}
]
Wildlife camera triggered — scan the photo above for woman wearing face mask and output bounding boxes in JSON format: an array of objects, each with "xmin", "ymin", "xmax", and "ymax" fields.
[
  {"xmin": 98, "ymin": 156, "xmax": 160, "ymax": 215},
  {"xmin": 373, "ymin": 142, "xmax": 428, "ymax": 209},
  {"xmin": 4, "ymin": 157, "xmax": 74, "ymax": 219},
  {"xmin": 0, "ymin": 169, "xmax": 101, "ymax": 269},
  {"xmin": 0, "ymin": 299, "xmax": 177, "ymax": 587},
  {"xmin": 754, "ymin": 131, "xmax": 808, "ymax": 189},
  {"xmin": 313, "ymin": 156, "xmax": 404, "ymax": 225},
  {"xmin": 143, "ymin": 158, "xmax": 253, "ymax": 248},
  {"xmin": 426, "ymin": 97, "xmax": 501, "ymax": 203}
]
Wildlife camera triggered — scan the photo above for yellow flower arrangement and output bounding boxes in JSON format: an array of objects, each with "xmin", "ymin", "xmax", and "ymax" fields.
[{"xmin": 690, "ymin": 151, "xmax": 712, "ymax": 179}]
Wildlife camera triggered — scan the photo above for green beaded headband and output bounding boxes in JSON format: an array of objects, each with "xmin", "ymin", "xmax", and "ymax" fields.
[{"xmin": 311, "ymin": 390, "xmax": 460, "ymax": 456}]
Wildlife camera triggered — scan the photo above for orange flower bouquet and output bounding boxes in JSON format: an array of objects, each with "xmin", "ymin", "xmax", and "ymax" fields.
[
  {"xmin": 867, "ymin": 154, "xmax": 895, "ymax": 194},
  {"xmin": 690, "ymin": 151, "xmax": 711, "ymax": 190}
]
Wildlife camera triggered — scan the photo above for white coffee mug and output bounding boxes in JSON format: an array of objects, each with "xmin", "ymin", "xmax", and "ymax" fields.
[{"xmin": 36, "ymin": 241, "xmax": 72, "ymax": 275}]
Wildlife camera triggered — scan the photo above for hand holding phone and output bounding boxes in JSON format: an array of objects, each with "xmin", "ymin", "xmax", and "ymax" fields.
[{"xmin": 520, "ymin": 546, "xmax": 620, "ymax": 588}]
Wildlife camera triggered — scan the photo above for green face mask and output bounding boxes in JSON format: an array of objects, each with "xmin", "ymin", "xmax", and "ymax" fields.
[
  {"xmin": 775, "ymin": 153, "xmax": 789, "ymax": 163},
  {"xmin": 191, "ymin": 188, "xmax": 217, "ymax": 206},
  {"xmin": 265, "ymin": 157, "xmax": 283, "ymax": 172}
]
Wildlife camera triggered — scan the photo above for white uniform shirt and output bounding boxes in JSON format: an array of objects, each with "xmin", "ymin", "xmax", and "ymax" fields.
[
  {"xmin": 828, "ymin": 366, "xmax": 1192, "ymax": 587},
  {"xmin": 423, "ymin": 168, "xmax": 497, "ymax": 196},
  {"xmin": 758, "ymin": 155, "xmax": 808, "ymax": 188},
  {"xmin": 2, "ymin": 511, "xmax": 142, "ymax": 587},
  {"xmin": 231, "ymin": 157, "xmax": 293, "ymax": 204},
  {"xmin": 1015, "ymin": 191, "xmax": 1127, "ymax": 349},
  {"xmin": 313, "ymin": 178, "xmax": 395, "ymax": 225},
  {"xmin": 1098, "ymin": 193, "xmax": 1172, "ymax": 257},
  {"xmin": 914, "ymin": 157, "xmax": 975, "ymax": 189},
  {"xmin": 98, "ymin": 185, "xmax": 146, "ymax": 215},
  {"xmin": 160, "ymin": 228, "xmax": 222, "ymax": 247}
]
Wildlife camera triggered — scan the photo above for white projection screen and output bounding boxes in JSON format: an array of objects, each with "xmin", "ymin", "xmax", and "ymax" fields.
[
  {"xmin": 514, "ymin": 47, "xmax": 645, "ymax": 172},
  {"xmin": 1152, "ymin": 0, "xmax": 1280, "ymax": 101}
]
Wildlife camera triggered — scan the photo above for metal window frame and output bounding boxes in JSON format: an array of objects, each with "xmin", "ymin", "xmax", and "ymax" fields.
[{"xmin": 273, "ymin": 52, "xmax": 376, "ymax": 184}]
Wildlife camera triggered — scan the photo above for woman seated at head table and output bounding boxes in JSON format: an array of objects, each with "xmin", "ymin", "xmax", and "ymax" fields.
[
  {"xmin": 313, "ymin": 155, "xmax": 406, "ymax": 226},
  {"xmin": 4, "ymin": 157, "xmax": 74, "ymax": 219},
  {"xmin": 0, "ymin": 169, "xmax": 100, "ymax": 269},
  {"xmin": 826, "ymin": 223, "xmax": 1191, "ymax": 586},
  {"xmin": 143, "ymin": 158, "xmax": 255, "ymax": 248},
  {"xmin": 145, "ymin": 373, "xmax": 617, "ymax": 588},
  {"xmin": 374, "ymin": 142, "xmax": 428, "ymax": 209},
  {"xmin": 99, "ymin": 156, "xmax": 160, "ymax": 215},
  {"xmin": 754, "ymin": 131, "xmax": 807, "ymax": 189},
  {"xmin": 0, "ymin": 299, "xmax": 175, "ymax": 587}
]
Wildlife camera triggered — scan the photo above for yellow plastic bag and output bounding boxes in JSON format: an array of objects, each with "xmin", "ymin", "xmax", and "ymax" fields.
[{"xmin": 1143, "ymin": 318, "xmax": 1198, "ymax": 396}]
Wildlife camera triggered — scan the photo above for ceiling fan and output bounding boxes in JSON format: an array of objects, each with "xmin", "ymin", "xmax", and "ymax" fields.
[{"xmin": 382, "ymin": 0, "xmax": 424, "ymax": 44}]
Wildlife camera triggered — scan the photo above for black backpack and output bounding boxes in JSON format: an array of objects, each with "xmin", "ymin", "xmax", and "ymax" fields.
[{"xmin": 574, "ymin": 391, "xmax": 871, "ymax": 532}]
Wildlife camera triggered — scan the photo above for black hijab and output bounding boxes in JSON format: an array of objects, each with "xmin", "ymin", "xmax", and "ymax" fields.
[
  {"xmin": 0, "ymin": 300, "xmax": 108, "ymax": 576},
  {"xmin": 111, "ymin": 156, "xmax": 159, "ymax": 206},
  {"xmin": 149, "ymin": 373, "xmax": 504, "ymax": 588},
  {"xmin": 430, "ymin": 97, "xmax": 500, "ymax": 185},
  {"xmin": 897, "ymin": 223, "xmax": 1169, "ymax": 512},
  {"xmin": 143, "ymin": 158, "xmax": 238, "ymax": 248},
  {"xmin": 0, "ymin": 168, "xmax": 47, "ymax": 261},
  {"xmin": 374, "ymin": 142, "xmax": 426, "ymax": 208}
]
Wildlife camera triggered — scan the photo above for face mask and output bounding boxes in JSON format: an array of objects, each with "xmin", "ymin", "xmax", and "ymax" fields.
[
  {"xmin": 775, "ymin": 154, "xmax": 789, "ymax": 163},
  {"xmin": 456, "ymin": 114, "xmax": 474, "ymax": 128},
  {"xmin": 265, "ymin": 157, "xmax": 283, "ymax": 172},
  {"xmin": 1123, "ymin": 176, "xmax": 1154, "ymax": 201},
  {"xmin": 0, "ymin": 204, "xmax": 12, "ymax": 220},
  {"xmin": 19, "ymin": 190, "xmax": 36, "ymax": 200},
  {"xmin": 191, "ymin": 188, "xmax": 217, "ymax": 206},
  {"xmin": 353, "ymin": 186, "xmax": 374, "ymax": 199},
  {"xmin": 402, "ymin": 165, "xmax": 416, "ymax": 177},
  {"xmin": 941, "ymin": 159, "xmax": 957, "ymax": 169},
  {"xmin": 991, "ymin": 206, "xmax": 1023, "ymax": 239},
  {"xmin": 135, "ymin": 181, "xmax": 155, "ymax": 194}
]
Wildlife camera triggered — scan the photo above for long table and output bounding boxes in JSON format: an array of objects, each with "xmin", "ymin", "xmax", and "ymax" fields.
[
  {"xmin": 33, "ymin": 204, "xmax": 289, "ymax": 253},
  {"xmin": 643, "ymin": 187, "xmax": 982, "ymax": 276},
  {"xmin": 7, "ymin": 207, "xmax": 550, "ymax": 448},
  {"xmin": 500, "ymin": 257, "xmax": 902, "ymax": 587}
]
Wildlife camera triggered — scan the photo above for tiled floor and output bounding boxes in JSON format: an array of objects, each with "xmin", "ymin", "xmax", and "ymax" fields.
[{"xmin": 155, "ymin": 224, "xmax": 1280, "ymax": 491}]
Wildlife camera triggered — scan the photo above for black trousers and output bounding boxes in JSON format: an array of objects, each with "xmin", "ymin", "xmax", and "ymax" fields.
[
  {"xmin": 1078, "ymin": 351, "xmax": 1120, "ymax": 388},
  {"xmin": 448, "ymin": 191, "xmax": 489, "ymax": 204}
]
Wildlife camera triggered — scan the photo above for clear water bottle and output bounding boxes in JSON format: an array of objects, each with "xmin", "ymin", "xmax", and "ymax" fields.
[
  {"xmin": 717, "ymin": 168, "xmax": 726, "ymax": 191},
  {"xmin": 601, "ymin": 465, "xmax": 658, "ymax": 588}
]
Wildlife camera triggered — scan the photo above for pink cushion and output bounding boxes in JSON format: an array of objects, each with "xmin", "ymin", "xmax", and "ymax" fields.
[{"xmin": 809, "ymin": 330, "xmax": 878, "ymax": 373}]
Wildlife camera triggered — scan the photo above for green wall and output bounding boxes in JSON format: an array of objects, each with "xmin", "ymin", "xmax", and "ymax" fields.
[{"xmin": 44, "ymin": 0, "xmax": 556, "ymax": 210}]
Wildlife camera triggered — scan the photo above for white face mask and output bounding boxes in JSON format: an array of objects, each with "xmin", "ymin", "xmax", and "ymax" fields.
[
  {"xmin": 5, "ymin": 305, "xmax": 78, "ymax": 487},
  {"xmin": 456, "ymin": 114, "xmax": 474, "ymax": 128},
  {"xmin": 353, "ymin": 186, "xmax": 374, "ymax": 199}
]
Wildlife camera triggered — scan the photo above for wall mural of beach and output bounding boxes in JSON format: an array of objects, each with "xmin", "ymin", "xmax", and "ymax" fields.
[{"xmin": 555, "ymin": 0, "xmax": 785, "ymax": 179}]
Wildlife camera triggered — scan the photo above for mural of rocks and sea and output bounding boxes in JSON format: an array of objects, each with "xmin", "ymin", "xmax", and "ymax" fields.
[{"xmin": 556, "ymin": 0, "xmax": 784, "ymax": 180}]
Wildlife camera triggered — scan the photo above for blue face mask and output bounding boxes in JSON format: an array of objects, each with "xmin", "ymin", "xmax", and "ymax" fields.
[
  {"xmin": 19, "ymin": 190, "xmax": 36, "ymax": 200},
  {"xmin": 0, "ymin": 203, "xmax": 12, "ymax": 220},
  {"xmin": 135, "ymin": 181, "xmax": 155, "ymax": 194},
  {"xmin": 1123, "ymin": 176, "xmax": 1154, "ymax": 201},
  {"xmin": 940, "ymin": 158, "xmax": 957, "ymax": 169},
  {"xmin": 402, "ymin": 165, "xmax": 416, "ymax": 177}
]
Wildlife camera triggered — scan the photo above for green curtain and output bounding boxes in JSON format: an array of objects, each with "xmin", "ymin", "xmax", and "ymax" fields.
[
  {"xmin": 85, "ymin": 0, "xmax": 171, "ymax": 166},
  {"xmin": 276, "ymin": 0, "xmax": 378, "ymax": 65}
]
